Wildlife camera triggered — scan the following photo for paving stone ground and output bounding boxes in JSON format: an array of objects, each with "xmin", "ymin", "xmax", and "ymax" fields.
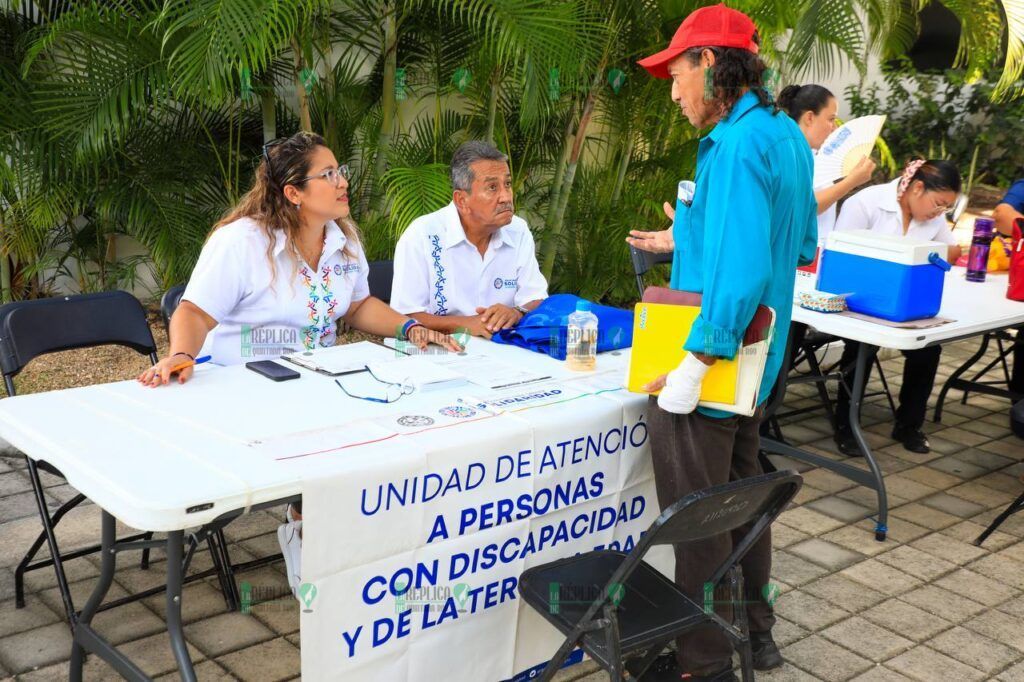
[{"xmin": 0, "ymin": 338, "xmax": 1021, "ymax": 681}]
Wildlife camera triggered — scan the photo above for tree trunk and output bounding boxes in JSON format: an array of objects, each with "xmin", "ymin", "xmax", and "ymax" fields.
[
  {"xmin": 291, "ymin": 37, "xmax": 313, "ymax": 132},
  {"xmin": 543, "ymin": 114, "xmax": 577, "ymax": 229},
  {"xmin": 0, "ymin": 253, "xmax": 10, "ymax": 304},
  {"xmin": 103, "ymin": 232, "xmax": 117, "ymax": 290},
  {"xmin": 610, "ymin": 132, "xmax": 635, "ymax": 205},
  {"xmin": 260, "ymin": 89, "xmax": 277, "ymax": 143},
  {"xmin": 485, "ymin": 70, "xmax": 500, "ymax": 144},
  {"xmin": 540, "ymin": 64, "xmax": 606, "ymax": 278},
  {"xmin": 372, "ymin": 2, "xmax": 398, "ymax": 212}
]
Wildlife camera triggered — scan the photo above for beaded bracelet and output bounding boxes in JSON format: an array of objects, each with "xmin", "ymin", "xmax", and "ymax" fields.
[{"xmin": 400, "ymin": 320, "xmax": 423, "ymax": 340}]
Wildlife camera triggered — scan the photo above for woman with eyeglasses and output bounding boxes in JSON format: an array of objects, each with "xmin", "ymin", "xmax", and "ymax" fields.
[
  {"xmin": 138, "ymin": 131, "xmax": 461, "ymax": 594},
  {"xmin": 139, "ymin": 131, "xmax": 461, "ymax": 384},
  {"xmin": 831, "ymin": 158, "xmax": 963, "ymax": 457}
]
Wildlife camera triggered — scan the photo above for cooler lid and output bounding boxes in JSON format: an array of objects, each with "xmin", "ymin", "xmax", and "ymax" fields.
[{"xmin": 824, "ymin": 229, "xmax": 949, "ymax": 265}]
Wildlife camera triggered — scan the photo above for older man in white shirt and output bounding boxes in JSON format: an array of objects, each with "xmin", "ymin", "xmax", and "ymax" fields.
[{"xmin": 391, "ymin": 141, "xmax": 548, "ymax": 338}]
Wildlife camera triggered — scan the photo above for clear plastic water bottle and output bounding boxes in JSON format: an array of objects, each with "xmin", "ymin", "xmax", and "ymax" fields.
[
  {"xmin": 566, "ymin": 301, "xmax": 598, "ymax": 372},
  {"xmin": 966, "ymin": 217, "xmax": 995, "ymax": 282}
]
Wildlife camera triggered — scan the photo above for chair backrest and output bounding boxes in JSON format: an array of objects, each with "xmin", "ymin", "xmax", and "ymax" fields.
[
  {"xmin": 0, "ymin": 291, "xmax": 158, "ymax": 387},
  {"xmin": 161, "ymin": 284, "xmax": 187, "ymax": 333},
  {"xmin": 646, "ymin": 470, "xmax": 802, "ymax": 548},
  {"xmin": 628, "ymin": 245, "xmax": 673, "ymax": 299},
  {"xmin": 556, "ymin": 470, "xmax": 802, "ymax": 637},
  {"xmin": 368, "ymin": 260, "xmax": 394, "ymax": 304}
]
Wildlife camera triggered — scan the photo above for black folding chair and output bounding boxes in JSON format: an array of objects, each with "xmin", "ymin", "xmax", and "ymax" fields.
[
  {"xmin": 628, "ymin": 245, "xmax": 672, "ymax": 300},
  {"xmin": 519, "ymin": 470, "xmax": 802, "ymax": 682},
  {"xmin": 160, "ymin": 284, "xmax": 186, "ymax": 334},
  {"xmin": 934, "ymin": 328, "xmax": 1024, "ymax": 422},
  {"xmin": 0, "ymin": 291, "xmax": 236, "ymax": 627},
  {"xmin": 368, "ymin": 259, "xmax": 394, "ymax": 304}
]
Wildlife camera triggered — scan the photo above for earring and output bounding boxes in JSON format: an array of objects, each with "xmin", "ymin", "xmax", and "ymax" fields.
[
  {"xmin": 703, "ymin": 67, "xmax": 714, "ymax": 101},
  {"xmin": 764, "ymin": 68, "xmax": 779, "ymax": 98},
  {"xmin": 295, "ymin": 202, "xmax": 301, "ymax": 209}
]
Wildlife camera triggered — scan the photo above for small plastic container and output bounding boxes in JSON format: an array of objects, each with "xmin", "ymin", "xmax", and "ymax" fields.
[{"xmin": 566, "ymin": 301, "xmax": 598, "ymax": 372}]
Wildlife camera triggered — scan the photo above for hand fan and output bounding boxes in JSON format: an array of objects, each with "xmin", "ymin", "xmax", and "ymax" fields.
[{"xmin": 814, "ymin": 115, "xmax": 887, "ymax": 183}]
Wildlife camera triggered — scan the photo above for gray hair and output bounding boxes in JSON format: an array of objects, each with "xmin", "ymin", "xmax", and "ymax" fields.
[{"xmin": 450, "ymin": 141, "xmax": 508, "ymax": 193}]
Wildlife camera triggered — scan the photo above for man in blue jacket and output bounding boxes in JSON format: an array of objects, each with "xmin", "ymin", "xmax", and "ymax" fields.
[{"xmin": 628, "ymin": 5, "xmax": 817, "ymax": 681}]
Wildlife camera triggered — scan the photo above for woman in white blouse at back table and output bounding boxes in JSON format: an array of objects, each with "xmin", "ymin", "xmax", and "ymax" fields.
[
  {"xmin": 777, "ymin": 83, "xmax": 877, "ymax": 242},
  {"xmin": 831, "ymin": 158, "xmax": 963, "ymax": 457},
  {"xmin": 138, "ymin": 131, "xmax": 462, "ymax": 594}
]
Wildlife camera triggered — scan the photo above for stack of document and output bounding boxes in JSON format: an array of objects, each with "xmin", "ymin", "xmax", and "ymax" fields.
[
  {"xmin": 282, "ymin": 341, "xmax": 399, "ymax": 376},
  {"xmin": 625, "ymin": 288, "xmax": 775, "ymax": 416},
  {"xmin": 366, "ymin": 356, "xmax": 467, "ymax": 391}
]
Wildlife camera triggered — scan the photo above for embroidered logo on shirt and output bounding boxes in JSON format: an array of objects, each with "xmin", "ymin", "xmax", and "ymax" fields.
[
  {"xmin": 493, "ymin": 277, "xmax": 518, "ymax": 289},
  {"xmin": 429, "ymin": 234, "xmax": 449, "ymax": 315},
  {"xmin": 336, "ymin": 263, "xmax": 360, "ymax": 275}
]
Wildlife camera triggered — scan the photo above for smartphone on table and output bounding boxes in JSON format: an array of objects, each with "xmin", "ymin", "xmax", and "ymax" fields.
[{"xmin": 246, "ymin": 360, "xmax": 300, "ymax": 382}]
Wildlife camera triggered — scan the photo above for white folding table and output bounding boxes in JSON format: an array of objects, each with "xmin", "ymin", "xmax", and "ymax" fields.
[
  {"xmin": 0, "ymin": 340, "xmax": 633, "ymax": 681},
  {"xmin": 762, "ymin": 272, "xmax": 1024, "ymax": 540}
]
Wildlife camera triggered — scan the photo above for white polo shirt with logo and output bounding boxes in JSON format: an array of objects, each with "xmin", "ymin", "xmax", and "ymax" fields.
[
  {"xmin": 390, "ymin": 202, "xmax": 549, "ymax": 316},
  {"xmin": 834, "ymin": 178, "xmax": 957, "ymax": 244},
  {"xmin": 182, "ymin": 217, "xmax": 370, "ymax": 365}
]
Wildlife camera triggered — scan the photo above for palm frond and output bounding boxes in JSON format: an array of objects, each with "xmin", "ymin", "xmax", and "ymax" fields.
[
  {"xmin": 939, "ymin": 0, "xmax": 1004, "ymax": 82},
  {"xmin": 994, "ymin": 0, "xmax": 1024, "ymax": 100},
  {"xmin": 381, "ymin": 163, "xmax": 451, "ymax": 242},
  {"xmin": 157, "ymin": 0, "xmax": 328, "ymax": 101},
  {"xmin": 784, "ymin": 0, "xmax": 866, "ymax": 79}
]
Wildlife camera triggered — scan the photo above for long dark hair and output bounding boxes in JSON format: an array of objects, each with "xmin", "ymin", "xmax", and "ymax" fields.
[
  {"xmin": 682, "ymin": 31, "xmax": 772, "ymax": 114},
  {"xmin": 214, "ymin": 131, "xmax": 360, "ymax": 278},
  {"xmin": 777, "ymin": 84, "xmax": 834, "ymax": 121}
]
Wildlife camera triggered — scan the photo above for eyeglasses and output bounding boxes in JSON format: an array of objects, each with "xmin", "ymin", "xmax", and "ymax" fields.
[
  {"xmin": 261, "ymin": 138, "xmax": 350, "ymax": 187},
  {"xmin": 335, "ymin": 366, "xmax": 414, "ymax": 404},
  {"xmin": 300, "ymin": 165, "xmax": 350, "ymax": 187},
  {"xmin": 262, "ymin": 138, "xmax": 286, "ymax": 166},
  {"xmin": 928, "ymin": 196, "xmax": 953, "ymax": 214}
]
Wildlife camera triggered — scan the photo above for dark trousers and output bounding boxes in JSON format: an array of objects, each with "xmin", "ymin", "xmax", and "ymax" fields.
[
  {"xmin": 836, "ymin": 341, "xmax": 941, "ymax": 431},
  {"xmin": 647, "ymin": 399, "xmax": 774, "ymax": 675}
]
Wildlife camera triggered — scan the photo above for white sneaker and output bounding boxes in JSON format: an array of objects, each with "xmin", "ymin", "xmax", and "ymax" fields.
[{"xmin": 277, "ymin": 521, "xmax": 302, "ymax": 597}]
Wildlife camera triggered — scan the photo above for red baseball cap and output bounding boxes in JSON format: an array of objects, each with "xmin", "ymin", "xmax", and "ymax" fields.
[{"xmin": 638, "ymin": 4, "xmax": 759, "ymax": 79}]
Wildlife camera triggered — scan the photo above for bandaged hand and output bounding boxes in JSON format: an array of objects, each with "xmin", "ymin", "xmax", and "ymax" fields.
[{"xmin": 656, "ymin": 353, "xmax": 711, "ymax": 414}]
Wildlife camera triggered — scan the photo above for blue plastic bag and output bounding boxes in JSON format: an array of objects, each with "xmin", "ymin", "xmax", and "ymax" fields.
[{"xmin": 491, "ymin": 294, "xmax": 633, "ymax": 360}]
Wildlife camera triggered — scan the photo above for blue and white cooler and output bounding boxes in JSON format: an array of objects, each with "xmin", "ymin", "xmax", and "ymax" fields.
[{"xmin": 817, "ymin": 230, "xmax": 952, "ymax": 322}]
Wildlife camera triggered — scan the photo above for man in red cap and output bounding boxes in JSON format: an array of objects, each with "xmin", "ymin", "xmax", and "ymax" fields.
[{"xmin": 628, "ymin": 4, "xmax": 818, "ymax": 681}]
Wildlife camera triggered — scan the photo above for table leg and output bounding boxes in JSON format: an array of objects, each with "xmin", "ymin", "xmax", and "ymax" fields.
[
  {"xmin": 761, "ymin": 339, "xmax": 890, "ymax": 542},
  {"xmin": 166, "ymin": 530, "xmax": 198, "ymax": 682},
  {"xmin": 70, "ymin": 511, "xmax": 149, "ymax": 680},
  {"xmin": 848, "ymin": 343, "xmax": 889, "ymax": 541},
  {"xmin": 69, "ymin": 512, "xmax": 197, "ymax": 681},
  {"xmin": 934, "ymin": 334, "xmax": 991, "ymax": 423}
]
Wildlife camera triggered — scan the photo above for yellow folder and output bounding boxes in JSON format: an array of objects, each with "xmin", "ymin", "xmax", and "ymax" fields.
[{"xmin": 626, "ymin": 302, "xmax": 739, "ymax": 404}]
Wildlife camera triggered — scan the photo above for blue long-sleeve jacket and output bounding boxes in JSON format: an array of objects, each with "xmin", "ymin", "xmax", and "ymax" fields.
[{"xmin": 670, "ymin": 90, "xmax": 818, "ymax": 418}]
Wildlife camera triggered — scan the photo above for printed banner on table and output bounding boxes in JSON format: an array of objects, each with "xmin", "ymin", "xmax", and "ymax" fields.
[{"xmin": 299, "ymin": 383, "xmax": 667, "ymax": 681}]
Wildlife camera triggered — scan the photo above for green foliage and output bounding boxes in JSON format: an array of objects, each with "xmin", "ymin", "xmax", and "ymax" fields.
[
  {"xmin": 3, "ymin": 0, "xmax": 1024, "ymax": 307},
  {"xmin": 846, "ymin": 62, "xmax": 1024, "ymax": 189}
]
